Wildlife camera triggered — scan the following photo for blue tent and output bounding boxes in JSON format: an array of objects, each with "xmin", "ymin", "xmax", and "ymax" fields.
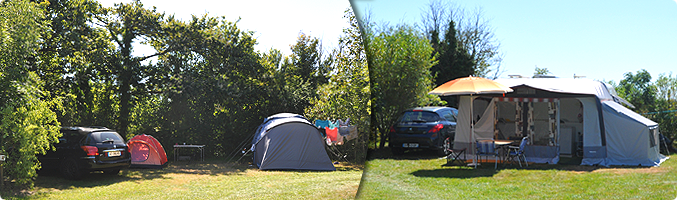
[{"xmin": 250, "ymin": 113, "xmax": 335, "ymax": 171}]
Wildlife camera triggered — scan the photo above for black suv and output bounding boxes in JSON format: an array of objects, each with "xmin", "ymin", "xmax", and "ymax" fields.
[
  {"xmin": 389, "ymin": 107, "xmax": 457, "ymax": 156},
  {"xmin": 38, "ymin": 127, "xmax": 131, "ymax": 180}
]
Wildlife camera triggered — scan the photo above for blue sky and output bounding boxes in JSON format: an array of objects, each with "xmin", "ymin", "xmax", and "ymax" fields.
[
  {"xmin": 351, "ymin": 0, "xmax": 677, "ymax": 83},
  {"xmin": 97, "ymin": 0, "xmax": 351, "ymax": 58}
]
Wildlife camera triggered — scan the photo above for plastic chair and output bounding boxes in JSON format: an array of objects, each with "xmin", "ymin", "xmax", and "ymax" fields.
[
  {"xmin": 506, "ymin": 136, "xmax": 529, "ymax": 167},
  {"xmin": 476, "ymin": 139, "xmax": 498, "ymax": 169}
]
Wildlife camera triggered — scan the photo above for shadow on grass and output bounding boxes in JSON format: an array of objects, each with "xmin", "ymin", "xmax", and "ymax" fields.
[
  {"xmin": 410, "ymin": 156, "xmax": 660, "ymax": 179},
  {"xmin": 28, "ymin": 159, "xmax": 361, "ymax": 193},
  {"xmin": 367, "ymin": 148, "xmax": 448, "ymax": 161},
  {"xmin": 26, "ymin": 161, "xmax": 253, "ymax": 194},
  {"xmin": 411, "ymin": 167, "xmax": 498, "ymax": 179}
]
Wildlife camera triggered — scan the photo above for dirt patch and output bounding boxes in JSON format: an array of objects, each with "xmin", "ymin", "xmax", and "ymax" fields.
[{"xmin": 593, "ymin": 166, "xmax": 667, "ymax": 174}]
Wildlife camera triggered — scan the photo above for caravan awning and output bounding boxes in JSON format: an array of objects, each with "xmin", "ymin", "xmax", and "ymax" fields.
[{"xmin": 497, "ymin": 97, "xmax": 559, "ymax": 103}]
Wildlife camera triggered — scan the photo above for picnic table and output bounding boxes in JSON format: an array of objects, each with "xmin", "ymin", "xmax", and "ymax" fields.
[{"xmin": 173, "ymin": 144, "xmax": 205, "ymax": 162}]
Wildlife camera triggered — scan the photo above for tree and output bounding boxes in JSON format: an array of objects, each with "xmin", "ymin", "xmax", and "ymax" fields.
[
  {"xmin": 613, "ymin": 70, "xmax": 677, "ymax": 150},
  {"xmin": 421, "ymin": 0, "xmax": 503, "ymax": 79},
  {"xmin": 650, "ymin": 72, "xmax": 677, "ymax": 147},
  {"xmin": 365, "ymin": 22, "xmax": 437, "ymax": 149},
  {"xmin": 533, "ymin": 66, "xmax": 551, "ymax": 78},
  {"xmin": 429, "ymin": 20, "xmax": 475, "ymax": 107},
  {"xmin": 306, "ymin": 8, "xmax": 370, "ymax": 163},
  {"xmin": 0, "ymin": 0, "xmax": 61, "ymax": 187},
  {"xmin": 615, "ymin": 69, "xmax": 656, "ymax": 114},
  {"xmin": 264, "ymin": 33, "xmax": 330, "ymax": 115},
  {"xmin": 149, "ymin": 14, "xmax": 267, "ymax": 156},
  {"xmin": 458, "ymin": 7, "xmax": 503, "ymax": 79},
  {"xmin": 96, "ymin": 0, "xmax": 167, "ymax": 138},
  {"xmin": 37, "ymin": 0, "xmax": 116, "ymax": 127}
]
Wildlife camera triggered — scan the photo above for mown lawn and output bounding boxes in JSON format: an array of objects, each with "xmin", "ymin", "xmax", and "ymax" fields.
[
  {"xmin": 356, "ymin": 150, "xmax": 677, "ymax": 200},
  {"xmin": 2, "ymin": 160, "xmax": 363, "ymax": 200}
]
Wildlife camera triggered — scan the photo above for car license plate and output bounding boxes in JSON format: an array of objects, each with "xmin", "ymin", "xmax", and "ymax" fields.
[
  {"xmin": 108, "ymin": 151, "xmax": 121, "ymax": 157},
  {"xmin": 403, "ymin": 143, "xmax": 419, "ymax": 148}
]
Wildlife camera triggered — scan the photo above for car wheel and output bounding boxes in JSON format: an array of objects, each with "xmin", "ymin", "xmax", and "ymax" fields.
[
  {"xmin": 60, "ymin": 157, "xmax": 85, "ymax": 180},
  {"xmin": 103, "ymin": 169, "xmax": 121, "ymax": 175},
  {"xmin": 436, "ymin": 137, "xmax": 452, "ymax": 157}
]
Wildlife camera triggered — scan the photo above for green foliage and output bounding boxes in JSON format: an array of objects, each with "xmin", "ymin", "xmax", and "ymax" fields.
[
  {"xmin": 615, "ymin": 69, "xmax": 657, "ymax": 114},
  {"xmin": 429, "ymin": 20, "xmax": 475, "ymax": 107},
  {"xmin": 533, "ymin": 66, "xmax": 551, "ymax": 77},
  {"xmin": 0, "ymin": 81, "xmax": 61, "ymax": 187},
  {"xmin": 0, "ymin": 0, "xmax": 60, "ymax": 187},
  {"xmin": 613, "ymin": 70, "xmax": 677, "ymax": 148},
  {"xmin": 149, "ymin": 14, "xmax": 266, "ymax": 156},
  {"xmin": 653, "ymin": 73, "xmax": 677, "ymax": 145},
  {"xmin": 38, "ymin": 0, "xmax": 115, "ymax": 128},
  {"xmin": 365, "ymin": 22, "xmax": 437, "ymax": 149},
  {"xmin": 100, "ymin": 0, "xmax": 167, "ymax": 138},
  {"xmin": 261, "ymin": 33, "xmax": 329, "ymax": 115},
  {"xmin": 306, "ymin": 8, "xmax": 370, "ymax": 163},
  {"xmin": 421, "ymin": 0, "xmax": 503, "ymax": 79},
  {"xmin": 433, "ymin": 20, "xmax": 476, "ymax": 85}
]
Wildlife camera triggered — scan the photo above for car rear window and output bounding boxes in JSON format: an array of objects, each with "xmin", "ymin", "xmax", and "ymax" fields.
[
  {"xmin": 398, "ymin": 111, "xmax": 442, "ymax": 123},
  {"xmin": 90, "ymin": 132, "xmax": 125, "ymax": 144},
  {"xmin": 440, "ymin": 110, "xmax": 457, "ymax": 122}
]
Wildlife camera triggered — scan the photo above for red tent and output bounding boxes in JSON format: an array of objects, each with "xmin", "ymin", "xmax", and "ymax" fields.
[{"xmin": 127, "ymin": 134, "xmax": 168, "ymax": 168}]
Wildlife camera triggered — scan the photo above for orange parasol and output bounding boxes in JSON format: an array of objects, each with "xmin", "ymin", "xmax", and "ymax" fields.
[
  {"xmin": 429, "ymin": 76, "xmax": 513, "ymax": 96},
  {"xmin": 429, "ymin": 76, "xmax": 513, "ymax": 167}
]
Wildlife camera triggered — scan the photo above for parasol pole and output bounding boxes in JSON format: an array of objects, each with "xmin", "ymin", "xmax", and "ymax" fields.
[{"xmin": 469, "ymin": 94, "xmax": 478, "ymax": 167}]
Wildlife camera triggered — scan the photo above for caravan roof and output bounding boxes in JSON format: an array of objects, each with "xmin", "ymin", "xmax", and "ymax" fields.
[
  {"xmin": 496, "ymin": 78, "xmax": 614, "ymax": 100},
  {"xmin": 496, "ymin": 78, "xmax": 637, "ymax": 108}
]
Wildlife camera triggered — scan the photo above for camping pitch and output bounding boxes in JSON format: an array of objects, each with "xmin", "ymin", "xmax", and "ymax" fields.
[
  {"xmin": 128, "ymin": 134, "xmax": 168, "ymax": 168},
  {"xmin": 250, "ymin": 113, "xmax": 336, "ymax": 171}
]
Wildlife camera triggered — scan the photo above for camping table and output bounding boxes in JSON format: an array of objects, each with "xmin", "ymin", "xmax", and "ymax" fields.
[
  {"xmin": 470, "ymin": 140, "xmax": 514, "ymax": 167},
  {"xmin": 173, "ymin": 145, "xmax": 205, "ymax": 162},
  {"xmin": 494, "ymin": 140, "xmax": 516, "ymax": 165}
]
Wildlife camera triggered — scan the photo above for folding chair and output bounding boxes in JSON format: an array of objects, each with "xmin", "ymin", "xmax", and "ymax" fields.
[
  {"xmin": 445, "ymin": 148, "xmax": 467, "ymax": 166},
  {"xmin": 506, "ymin": 136, "xmax": 529, "ymax": 167},
  {"xmin": 476, "ymin": 139, "xmax": 498, "ymax": 169}
]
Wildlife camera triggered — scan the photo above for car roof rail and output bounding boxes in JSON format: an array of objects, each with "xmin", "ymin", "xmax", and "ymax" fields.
[{"xmin": 85, "ymin": 126, "xmax": 108, "ymax": 129}]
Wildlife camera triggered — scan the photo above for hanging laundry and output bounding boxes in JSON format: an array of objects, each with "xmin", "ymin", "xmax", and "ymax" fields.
[
  {"xmin": 345, "ymin": 125, "xmax": 358, "ymax": 141},
  {"xmin": 335, "ymin": 133, "xmax": 344, "ymax": 145},
  {"xmin": 325, "ymin": 127, "xmax": 339, "ymax": 143},
  {"xmin": 339, "ymin": 125, "xmax": 351, "ymax": 136},
  {"xmin": 315, "ymin": 120, "xmax": 330, "ymax": 128},
  {"xmin": 328, "ymin": 120, "xmax": 340, "ymax": 129},
  {"xmin": 338, "ymin": 118, "xmax": 350, "ymax": 126}
]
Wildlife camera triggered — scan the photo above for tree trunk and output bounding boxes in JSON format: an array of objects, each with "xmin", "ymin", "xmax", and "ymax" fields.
[
  {"xmin": 378, "ymin": 127, "xmax": 388, "ymax": 150},
  {"xmin": 118, "ymin": 71, "xmax": 132, "ymax": 139},
  {"xmin": 117, "ymin": 31, "xmax": 134, "ymax": 139}
]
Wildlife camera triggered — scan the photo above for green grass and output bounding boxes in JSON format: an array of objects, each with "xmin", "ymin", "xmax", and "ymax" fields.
[
  {"xmin": 2, "ymin": 160, "xmax": 363, "ymax": 200},
  {"xmin": 356, "ymin": 151, "xmax": 677, "ymax": 200}
]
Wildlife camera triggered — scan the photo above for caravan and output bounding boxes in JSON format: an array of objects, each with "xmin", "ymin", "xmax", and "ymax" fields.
[{"xmin": 453, "ymin": 78, "xmax": 668, "ymax": 166}]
